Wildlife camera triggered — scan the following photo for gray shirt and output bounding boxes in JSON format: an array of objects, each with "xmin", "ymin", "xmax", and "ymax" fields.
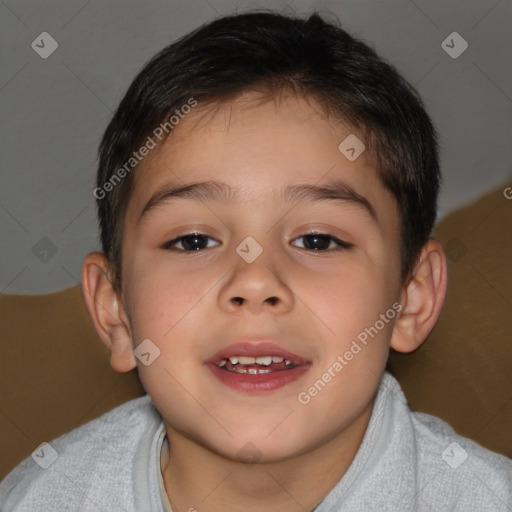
[{"xmin": 1, "ymin": 372, "xmax": 511, "ymax": 511}]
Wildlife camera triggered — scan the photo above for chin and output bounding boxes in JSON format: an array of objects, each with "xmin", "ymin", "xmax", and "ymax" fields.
[{"xmin": 211, "ymin": 435, "xmax": 306, "ymax": 465}]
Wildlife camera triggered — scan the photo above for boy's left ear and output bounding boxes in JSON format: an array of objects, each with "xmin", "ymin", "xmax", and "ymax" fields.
[{"xmin": 390, "ymin": 239, "xmax": 448, "ymax": 353}]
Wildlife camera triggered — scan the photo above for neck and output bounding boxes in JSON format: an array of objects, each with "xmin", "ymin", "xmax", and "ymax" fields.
[{"xmin": 161, "ymin": 395, "xmax": 375, "ymax": 512}]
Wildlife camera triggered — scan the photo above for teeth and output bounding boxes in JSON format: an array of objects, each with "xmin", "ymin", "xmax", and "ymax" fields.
[
  {"xmin": 248, "ymin": 368, "xmax": 271, "ymax": 374},
  {"xmin": 226, "ymin": 367, "xmax": 272, "ymax": 374},
  {"xmin": 255, "ymin": 356, "xmax": 272, "ymax": 366},
  {"xmin": 217, "ymin": 355, "xmax": 296, "ymax": 368},
  {"xmin": 238, "ymin": 356, "xmax": 256, "ymax": 364}
]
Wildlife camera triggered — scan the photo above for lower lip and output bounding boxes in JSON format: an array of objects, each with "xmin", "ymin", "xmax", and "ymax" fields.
[{"xmin": 205, "ymin": 362, "xmax": 312, "ymax": 393}]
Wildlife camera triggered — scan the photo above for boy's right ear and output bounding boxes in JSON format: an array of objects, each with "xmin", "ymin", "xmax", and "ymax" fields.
[{"xmin": 81, "ymin": 252, "xmax": 137, "ymax": 372}]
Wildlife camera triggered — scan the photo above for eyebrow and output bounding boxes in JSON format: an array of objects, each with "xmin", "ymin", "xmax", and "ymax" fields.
[{"xmin": 138, "ymin": 179, "xmax": 377, "ymax": 221}]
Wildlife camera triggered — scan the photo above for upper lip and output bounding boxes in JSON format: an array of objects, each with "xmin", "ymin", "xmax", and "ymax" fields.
[{"xmin": 205, "ymin": 340, "xmax": 310, "ymax": 365}]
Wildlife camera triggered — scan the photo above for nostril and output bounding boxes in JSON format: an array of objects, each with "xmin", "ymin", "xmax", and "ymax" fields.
[{"xmin": 230, "ymin": 296, "xmax": 278, "ymax": 306}]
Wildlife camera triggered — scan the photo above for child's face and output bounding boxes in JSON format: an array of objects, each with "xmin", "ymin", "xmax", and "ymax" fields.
[{"xmin": 119, "ymin": 91, "xmax": 403, "ymax": 462}]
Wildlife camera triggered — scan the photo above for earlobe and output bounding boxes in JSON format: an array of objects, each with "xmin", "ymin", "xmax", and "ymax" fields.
[
  {"xmin": 81, "ymin": 251, "xmax": 137, "ymax": 372},
  {"xmin": 390, "ymin": 239, "xmax": 448, "ymax": 353}
]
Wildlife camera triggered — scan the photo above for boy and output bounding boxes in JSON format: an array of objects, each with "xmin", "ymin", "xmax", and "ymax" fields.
[{"xmin": 1, "ymin": 9, "xmax": 511, "ymax": 512}]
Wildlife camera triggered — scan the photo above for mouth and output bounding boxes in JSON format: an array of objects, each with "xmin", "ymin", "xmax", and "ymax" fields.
[
  {"xmin": 204, "ymin": 341, "xmax": 312, "ymax": 393},
  {"xmin": 218, "ymin": 355, "xmax": 298, "ymax": 374}
]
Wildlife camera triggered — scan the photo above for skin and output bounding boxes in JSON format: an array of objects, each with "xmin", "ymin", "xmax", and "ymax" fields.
[{"xmin": 82, "ymin": 90, "xmax": 448, "ymax": 512}]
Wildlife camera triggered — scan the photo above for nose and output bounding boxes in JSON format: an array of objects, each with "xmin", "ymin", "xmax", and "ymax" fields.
[{"xmin": 218, "ymin": 254, "xmax": 294, "ymax": 316}]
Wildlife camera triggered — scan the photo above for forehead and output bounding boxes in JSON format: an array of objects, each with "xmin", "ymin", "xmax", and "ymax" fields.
[{"xmin": 126, "ymin": 91, "xmax": 395, "ymax": 223}]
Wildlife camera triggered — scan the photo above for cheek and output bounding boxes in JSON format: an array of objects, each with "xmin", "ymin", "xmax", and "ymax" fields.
[
  {"xmin": 126, "ymin": 258, "xmax": 216, "ymax": 340},
  {"xmin": 125, "ymin": 267, "xmax": 212, "ymax": 407},
  {"xmin": 297, "ymin": 258, "xmax": 395, "ymax": 339}
]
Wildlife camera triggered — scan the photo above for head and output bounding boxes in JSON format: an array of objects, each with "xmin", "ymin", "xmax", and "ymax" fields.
[{"xmin": 82, "ymin": 11, "xmax": 447, "ymax": 463}]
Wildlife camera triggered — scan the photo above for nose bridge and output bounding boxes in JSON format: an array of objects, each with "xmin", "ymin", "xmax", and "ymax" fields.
[{"xmin": 218, "ymin": 235, "xmax": 294, "ymax": 314}]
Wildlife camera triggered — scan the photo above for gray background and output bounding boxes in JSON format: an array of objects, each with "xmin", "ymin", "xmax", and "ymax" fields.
[{"xmin": 1, "ymin": 0, "xmax": 511, "ymax": 294}]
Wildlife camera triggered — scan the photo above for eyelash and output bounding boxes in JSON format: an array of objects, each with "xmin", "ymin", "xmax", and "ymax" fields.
[{"xmin": 162, "ymin": 231, "xmax": 353, "ymax": 253}]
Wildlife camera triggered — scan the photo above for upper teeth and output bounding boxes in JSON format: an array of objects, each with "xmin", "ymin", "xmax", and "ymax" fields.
[{"xmin": 219, "ymin": 355, "xmax": 291, "ymax": 367}]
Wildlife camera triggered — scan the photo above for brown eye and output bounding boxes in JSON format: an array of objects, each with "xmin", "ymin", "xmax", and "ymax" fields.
[
  {"xmin": 291, "ymin": 233, "xmax": 353, "ymax": 251},
  {"xmin": 163, "ymin": 233, "xmax": 220, "ymax": 252}
]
